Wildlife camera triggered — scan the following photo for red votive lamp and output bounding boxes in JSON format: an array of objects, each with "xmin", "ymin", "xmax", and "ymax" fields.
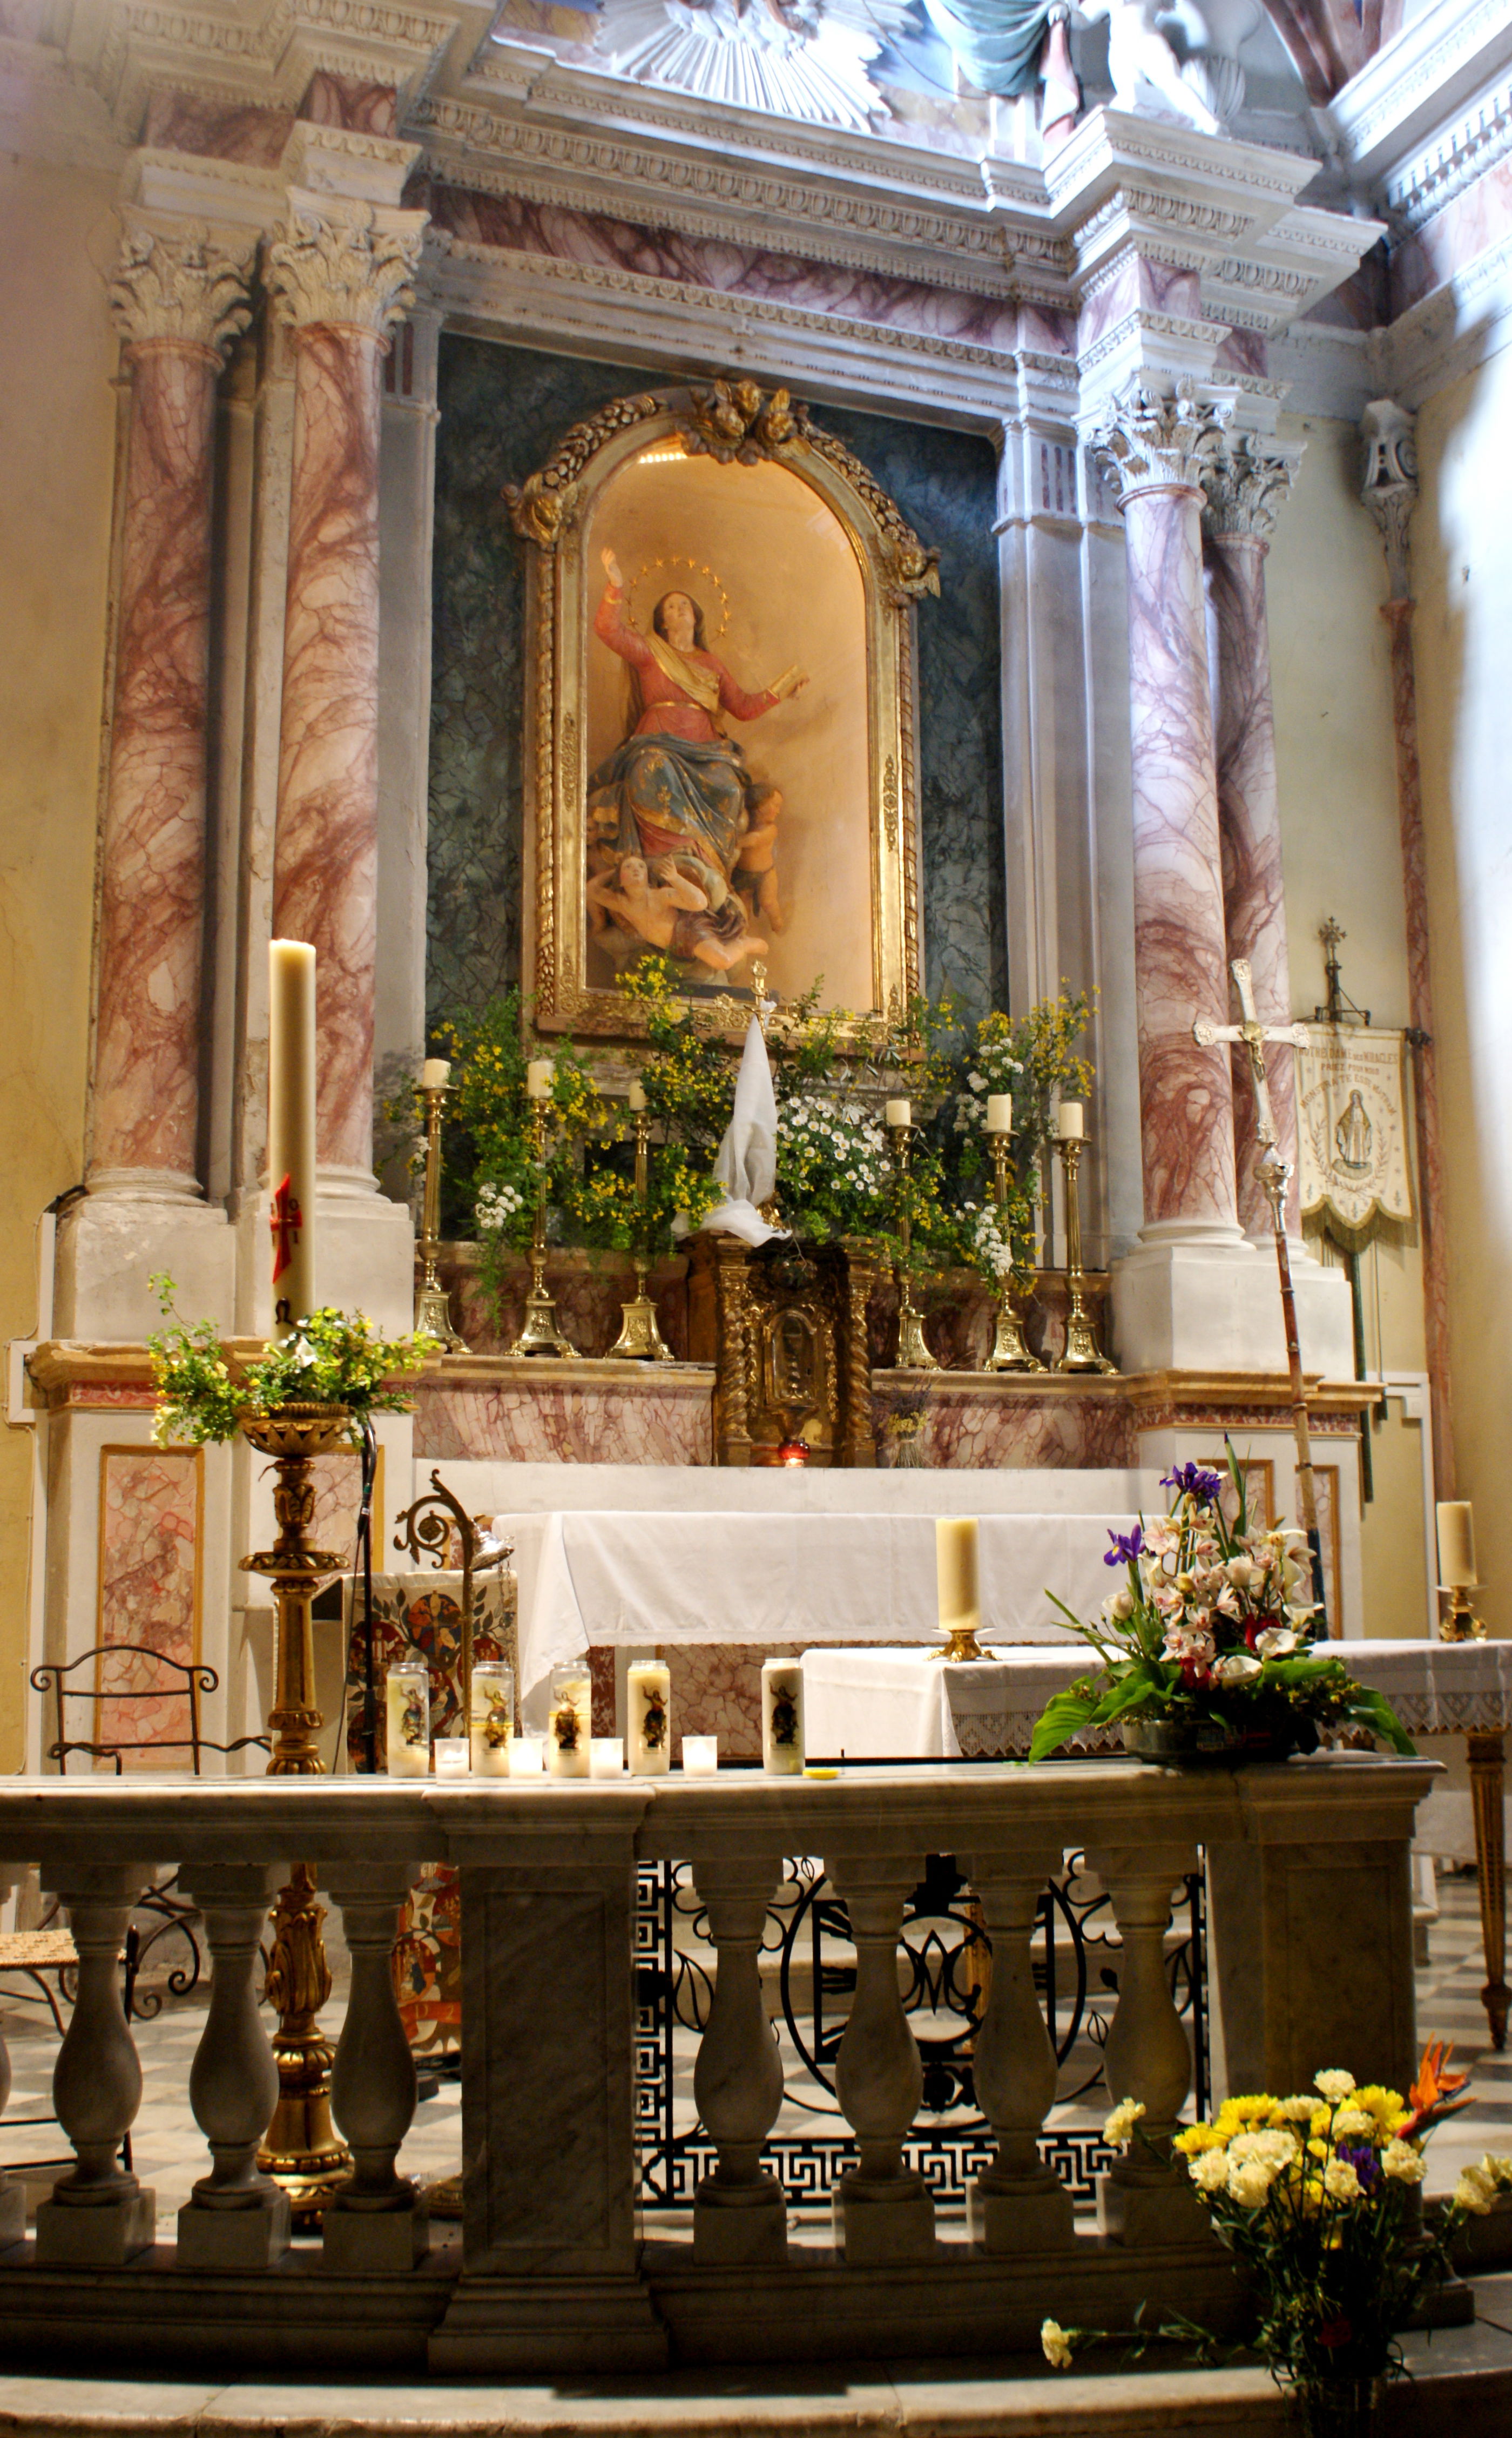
[{"xmin": 778, "ymin": 1439, "xmax": 810, "ymax": 1467}]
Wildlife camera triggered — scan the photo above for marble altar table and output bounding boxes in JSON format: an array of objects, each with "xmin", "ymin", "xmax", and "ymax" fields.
[{"xmin": 802, "ymin": 1638, "xmax": 1512, "ymax": 2048}]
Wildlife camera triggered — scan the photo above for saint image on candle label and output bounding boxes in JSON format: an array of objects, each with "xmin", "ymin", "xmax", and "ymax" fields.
[
  {"xmin": 552, "ymin": 1699, "xmax": 584, "ymax": 1753},
  {"xmin": 475, "ymin": 1689, "xmax": 512, "ymax": 1752},
  {"xmin": 769, "ymin": 1686, "xmax": 800, "ymax": 1748},
  {"xmin": 640, "ymin": 1683, "xmax": 668, "ymax": 1751},
  {"xmin": 397, "ymin": 1686, "xmax": 427, "ymax": 1749}
]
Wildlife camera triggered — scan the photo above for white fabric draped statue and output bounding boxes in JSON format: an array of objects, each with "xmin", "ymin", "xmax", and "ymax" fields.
[{"xmin": 700, "ymin": 1016, "xmax": 788, "ymax": 1247}]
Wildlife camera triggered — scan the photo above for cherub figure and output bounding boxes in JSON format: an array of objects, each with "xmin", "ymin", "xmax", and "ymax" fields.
[
  {"xmin": 734, "ymin": 785, "xmax": 786, "ymax": 934},
  {"xmin": 586, "ymin": 854, "xmax": 767, "ymax": 974}
]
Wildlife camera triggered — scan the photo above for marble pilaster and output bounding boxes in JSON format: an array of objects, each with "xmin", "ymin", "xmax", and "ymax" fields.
[
  {"xmin": 1201, "ymin": 435, "xmax": 1304, "ymax": 1240},
  {"xmin": 265, "ymin": 195, "xmax": 426, "ymax": 1191}
]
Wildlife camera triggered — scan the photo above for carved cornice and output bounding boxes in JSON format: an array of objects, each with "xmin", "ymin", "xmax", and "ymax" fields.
[
  {"xmin": 265, "ymin": 193, "xmax": 426, "ymax": 335},
  {"xmin": 1360, "ymin": 396, "xmax": 1418, "ymax": 597},
  {"xmin": 1385, "ymin": 72, "xmax": 1512, "ymax": 234},
  {"xmin": 1200, "ymin": 431, "xmax": 1304, "ymax": 540},
  {"xmin": 110, "ymin": 217, "xmax": 255, "ymax": 357},
  {"xmin": 1090, "ymin": 375, "xmax": 1233, "ymax": 506},
  {"xmin": 93, "ymin": 0, "xmax": 462, "ymax": 132},
  {"xmin": 1076, "ymin": 306, "xmax": 1232, "ymax": 379}
]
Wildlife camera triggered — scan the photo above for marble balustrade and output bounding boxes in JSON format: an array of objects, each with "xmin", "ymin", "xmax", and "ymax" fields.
[{"xmin": 0, "ymin": 1759, "xmax": 1429, "ymax": 2373}]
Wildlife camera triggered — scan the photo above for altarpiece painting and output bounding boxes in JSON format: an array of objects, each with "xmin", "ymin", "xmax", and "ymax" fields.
[{"xmin": 508, "ymin": 379, "xmax": 940, "ymax": 1035}]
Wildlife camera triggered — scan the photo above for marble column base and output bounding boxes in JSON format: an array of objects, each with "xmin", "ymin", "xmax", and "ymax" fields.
[
  {"xmin": 1098, "ymin": 2166, "xmax": 1208, "ymax": 2247},
  {"xmin": 834, "ymin": 2172, "xmax": 935, "ymax": 2263},
  {"xmin": 176, "ymin": 2188, "xmax": 291, "ymax": 2268},
  {"xmin": 693, "ymin": 2174, "xmax": 787, "ymax": 2265},
  {"xmin": 235, "ymin": 1185, "xmax": 414, "ymax": 1336},
  {"xmin": 1110, "ymin": 1224, "xmax": 1353, "ymax": 1375},
  {"xmin": 968, "ymin": 2170, "xmax": 1076, "ymax": 2253},
  {"xmin": 35, "ymin": 2187, "xmax": 156, "ymax": 2266},
  {"xmin": 322, "ymin": 2197, "xmax": 429, "ymax": 2273},
  {"xmin": 429, "ymin": 2275, "xmax": 670, "ymax": 2374},
  {"xmin": 55, "ymin": 1194, "xmax": 233, "ymax": 1339}
]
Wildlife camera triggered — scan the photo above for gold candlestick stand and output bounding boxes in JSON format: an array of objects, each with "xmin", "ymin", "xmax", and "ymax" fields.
[
  {"xmin": 609, "ymin": 1104, "xmax": 673, "ymax": 1362},
  {"xmin": 1438, "ymin": 1582, "xmax": 1488, "ymax": 1642},
  {"xmin": 987, "ymin": 1132, "xmax": 1043, "ymax": 1372},
  {"xmin": 888, "ymin": 1117, "xmax": 938, "ymax": 1371},
  {"xmin": 1053, "ymin": 1135, "xmax": 1116, "ymax": 1375},
  {"xmin": 415, "ymin": 1077, "xmax": 465, "ymax": 1350},
  {"xmin": 240, "ymin": 1403, "xmax": 354, "ymax": 2220},
  {"xmin": 506, "ymin": 1099, "xmax": 575, "ymax": 1357}
]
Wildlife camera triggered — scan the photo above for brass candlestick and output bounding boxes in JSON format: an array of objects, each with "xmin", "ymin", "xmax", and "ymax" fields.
[
  {"xmin": 1438, "ymin": 1583, "xmax": 1488, "ymax": 1642},
  {"xmin": 609, "ymin": 1104, "xmax": 673, "ymax": 1362},
  {"xmin": 506, "ymin": 1099, "xmax": 575, "ymax": 1357},
  {"xmin": 415, "ymin": 1077, "xmax": 465, "ymax": 1351},
  {"xmin": 1053, "ymin": 1134, "xmax": 1116, "ymax": 1375},
  {"xmin": 240, "ymin": 1403, "xmax": 353, "ymax": 2218},
  {"xmin": 888, "ymin": 1117, "xmax": 939, "ymax": 1372},
  {"xmin": 987, "ymin": 1131, "xmax": 1043, "ymax": 1373}
]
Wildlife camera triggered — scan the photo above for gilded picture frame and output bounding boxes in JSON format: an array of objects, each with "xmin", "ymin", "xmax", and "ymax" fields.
[{"xmin": 507, "ymin": 378, "xmax": 938, "ymax": 1039}]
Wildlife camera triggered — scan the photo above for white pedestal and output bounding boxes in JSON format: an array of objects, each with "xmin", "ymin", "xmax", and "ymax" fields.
[
  {"xmin": 176, "ymin": 2191, "xmax": 291, "ymax": 2267},
  {"xmin": 1111, "ymin": 1222, "xmax": 1354, "ymax": 1377},
  {"xmin": 235, "ymin": 1180, "xmax": 414, "ymax": 1337},
  {"xmin": 321, "ymin": 2199, "xmax": 428, "ymax": 2272},
  {"xmin": 35, "ymin": 2187, "xmax": 156, "ymax": 2265},
  {"xmin": 55, "ymin": 1194, "xmax": 234, "ymax": 1339}
]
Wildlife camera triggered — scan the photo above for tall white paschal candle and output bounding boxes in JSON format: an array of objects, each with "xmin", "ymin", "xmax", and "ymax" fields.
[
  {"xmin": 936, "ymin": 1516, "xmax": 980, "ymax": 1637},
  {"xmin": 761, "ymin": 1660, "xmax": 804, "ymax": 1774},
  {"xmin": 268, "ymin": 940, "xmax": 318, "ymax": 1335}
]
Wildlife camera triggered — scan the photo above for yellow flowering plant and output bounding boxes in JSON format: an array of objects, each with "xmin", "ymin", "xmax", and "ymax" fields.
[
  {"xmin": 148, "ymin": 1277, "xmax": 435, "ymax": 1449},
  {"xmin": 1043, "ymin": 2048, "xmax": 1500, "ymax": 2419}
]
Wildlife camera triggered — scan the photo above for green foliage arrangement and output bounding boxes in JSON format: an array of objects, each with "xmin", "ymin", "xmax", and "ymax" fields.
[{"xmin": 148, "ymin": 1277, "xmax": 434, "ymax": 1448}]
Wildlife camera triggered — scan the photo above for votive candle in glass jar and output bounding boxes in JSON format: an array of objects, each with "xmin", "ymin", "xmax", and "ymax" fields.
[
  {"xmin": 761, "ymin": 1660, "xmax": 804, "ymax": 1775},
  {"xmin": 434, "ymin": 1737, "xmax": 469, "ymax": 1777},
  {"xmin": 547, "ymin": 1664, "xmax": 592, "ymax": 1778},
  {"xmin": 626, "ymin": 1660, "xmax": 671, "ymax": 1775},
  {"xmin": 510, "ymin": 1735, "xmax": 545, "ymax": 1776},
  {"xmin": 682, "ymin": 1734, "xmax": 719, "ymax": 1776},
  {"xmin": 386, "ymin": 1658, "xmax": 431, "ymax": 1779},
  {"xmin": 469, "ymin": 1659, "xmax": 515, "ymax": 1777},
  {"xmin": 590, "ymin": 1736, "xmax": 624, "ymax": 1778}
]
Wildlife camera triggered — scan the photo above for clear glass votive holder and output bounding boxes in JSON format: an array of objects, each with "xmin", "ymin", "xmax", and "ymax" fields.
[
  {"xmin": 469, "ymin": 1658, "xmax": 514, "ymax": 1777},
  {"xmin": 434, "ymin": 1737, "xmax": 469, "ymax": 1777},
  {"xmin": 548, "ymin": 1662, "xmax": 592, "ymax": 1779},
  {"xmin": 682, "ymin": 1735, "xmax": 719, "ymax": 1775},
  {"xmin": 385, "ymin": 1657, "xmax": 430, "ymax": 1779},
  {"xmin": 509, "ymin": 1735, "xmax": 545, "ymax": 1777},
  {"xmin": 590, "ymin": 1737, "xmax": 624, "ymax": 1777}
]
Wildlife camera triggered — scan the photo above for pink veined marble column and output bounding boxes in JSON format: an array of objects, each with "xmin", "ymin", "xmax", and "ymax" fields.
[
  {"xmin": 265, "ymin": 198, "xmax": 424, "ymax": 1183},
  {"xmin": 1202, "ymin": 436, "xmax": 1304, "ymax": 1239},
  {"xmin": 89, "ymin": 225, "xmax": 252, "ymax": 1195},
  {"xmin": 1095, "ymin": 381, "xmax": 1239, "ymax": 1236}
]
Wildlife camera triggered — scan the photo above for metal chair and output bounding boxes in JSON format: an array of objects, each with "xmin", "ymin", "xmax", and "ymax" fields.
[{"xmin": 30, "ymin": 1645, "xmax": 268, "ymax": 1775}]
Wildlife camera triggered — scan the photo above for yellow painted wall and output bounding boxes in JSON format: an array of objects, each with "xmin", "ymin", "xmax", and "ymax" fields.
[
  {"xmin": 0, "ymin": 154, "xmax": 119, "ymax": 1762},
  {"xmin": 1412, "ymin": 348, "xmax": 1512, "ymax": 1641}
]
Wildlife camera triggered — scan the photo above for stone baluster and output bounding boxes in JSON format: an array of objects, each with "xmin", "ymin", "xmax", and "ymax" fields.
[
  {"xmin": 88, "ymin": 221, "xmax": 253, "ymax": 1202},
  {"xmin": 961, "ymin": 1843, "xmax": 1075, "ymax": 2252},
  {"xmin": 1091, "ymin": 380, "xmax": 1240, "ymax": 1241},
  {"xmin": 690, "ymin": 1853, "xmax": 787, "ymax": 2264},
  {"xmin": 264, "ymin": 196, "xmax": 426, "ymax": 1192},
  {"xmin": 1202, "ymin": 435, "xmax": 1305, "ymax": 1238},
  {"xmin": 177, "ymin": 1862, "xmax": 289, "ymax": 2267},
  {"xmin": 1085, "ymin": 1841, "xmax": 1203, "ymax": 2245},
  {"xmin": 320, "ymin": 1861, "xmax": 427, "ymax": 2268},
  {"xmin": 35, "ymin": 1864, "xmax": 156, "ymax": 2264},
  {"xmin": 826, "ymin": 1852, "xmax": 934, "ymax": 2262}
]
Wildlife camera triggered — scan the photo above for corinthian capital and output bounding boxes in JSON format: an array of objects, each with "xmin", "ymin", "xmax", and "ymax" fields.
[
  {"xmin": 265, "ymin": 198, "xmax": 426, "ymax": 341},
  {"xmin": 109, "ymin": 221, "xmax": 254, "ymax": 361},
  {"xmin": 1090, "ymin": 376, "xmax": 1233, "ymax": 509},
  {"xmin": 1360, "ymin": 398, "xmax": 1418, "ymax": 601},
  {"xmin": 1200, "ymin": 433, "xmax": 1305, "ymax": 543}
]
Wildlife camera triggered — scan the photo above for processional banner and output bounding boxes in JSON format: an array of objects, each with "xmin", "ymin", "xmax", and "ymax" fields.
[{"xmin": 1294, "ymin": 1025, "xmax": 1415, "ymax": 1249}]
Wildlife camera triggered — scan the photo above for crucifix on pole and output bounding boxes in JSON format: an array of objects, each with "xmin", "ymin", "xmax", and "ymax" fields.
[{"xmin": 1193, "ymin": 960, "xmax": 1331, "ymax": 1633}]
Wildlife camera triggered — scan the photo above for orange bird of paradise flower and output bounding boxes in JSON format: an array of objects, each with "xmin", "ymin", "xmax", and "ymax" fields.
[{"xmin": 1400, "ymin": 2039, "xmax": 1474, "ymax": 2138}]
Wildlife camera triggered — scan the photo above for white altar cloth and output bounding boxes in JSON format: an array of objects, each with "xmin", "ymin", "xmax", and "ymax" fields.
[{"xmin": 501, "ymin": 1501, "xmax": 1146, "ymax": 1721}]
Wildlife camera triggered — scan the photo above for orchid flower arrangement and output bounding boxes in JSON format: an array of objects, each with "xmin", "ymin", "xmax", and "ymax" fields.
[{"xmin": 1028, "ymin": 1445, "xmax": 1413, "ymax": 1761}]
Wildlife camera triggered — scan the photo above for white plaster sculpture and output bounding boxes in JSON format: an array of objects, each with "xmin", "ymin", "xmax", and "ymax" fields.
[
  {"xmin": 1079, "ymin": 0, "xmax": 1226, "ymax": 133},
  {"xmin": 699, "ymin": 1016, "xmax": 788, "ymax": 1248},
  {"xmin": 598, "ymin": 0, "xmax": 915, "ymax": 133}
]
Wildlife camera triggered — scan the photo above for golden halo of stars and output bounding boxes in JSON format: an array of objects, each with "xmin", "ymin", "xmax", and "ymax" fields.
[{"xmin": 628, "ymin": 551, "xmax": 731, "ymax": 644}]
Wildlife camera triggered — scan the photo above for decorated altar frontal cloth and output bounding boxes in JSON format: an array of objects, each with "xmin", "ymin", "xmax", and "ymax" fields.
[{"xmin": 505, "ymin": 1507, "xmax": 1140, "ymax": 1722}]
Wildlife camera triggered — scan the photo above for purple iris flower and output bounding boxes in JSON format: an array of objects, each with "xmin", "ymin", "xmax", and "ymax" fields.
[
  {"xmin": 1336, "ymin": 2143, "xmax": 1381, "ymax": 2192},
  {"xmin": 1104, "ymin": 1526, "xmax": 1145, "ymax": 1567},
  {"xmin": 1162, "ymin": 1463, "xmax": 1225, "ymax": 1505}
]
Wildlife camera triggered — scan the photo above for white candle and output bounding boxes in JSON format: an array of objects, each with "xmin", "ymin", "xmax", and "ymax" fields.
[
  {"xmin": 627, "ymin": 1660, "xmax": 671, "ymax": 1775},
  {"xmin": 682, "ymin": 1735, "xmax": 719, "ymax": 1776},
  {"xmin": 936, "ymin": 1516, "xmax": 980, "ymax": 1634},
  {"xmin": 590, "ymin": 1736, "xmax": 624, "ymax": 1778},
  {"xmin": 1057, "ymin": 1100, "xmax": 1084, "ymax": 1140},
  {"xmin": 1437, "ymin": 1500, "xmax": 1477, "ymax": 1588},
  {"xmin": 986, "ymin": 1093, "xmax": 1013, "ymax": 1134},
  {"xmin": 384, "ymin": 1661, "xmax": 430, "ymax": 1779},
  {"xmin": 546, "ymin": 1668, "xmax": 592, "ymax": 1779},
  {"xmin": 268, "ymin": 939, "xmax": 317, "ymax": 1334},
  {"xmin": 469, "ymin": 1661, "xmax": 514, "ymax": 1777},
  {"xmin": 509, "ymin": 1735, "xmax": 545, "ymax": 1776},
  {"xmin": 761, "ymin": 1662, "xmax": 804, "ymax": 1774},
  {"xmin": 421, "ymin": 1057, "xmax": 450, "ymax": 1089},
  {"xmin": 434, "ymin": 1737, "xmax": 469, "ymax": 1777},
  {"xmin": 885, "ymin": 1099, "xmax": 911, "ymax": 1129},
  {"xmin": 628, "ymin": 1079, "xmax": 647, "ymax": 1113},
  {"xmin": 526, "ymin": 1058, "xmax": 553, "ymax": 1100}
]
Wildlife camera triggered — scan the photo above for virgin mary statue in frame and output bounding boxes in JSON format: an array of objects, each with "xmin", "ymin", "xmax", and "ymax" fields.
[{"xmin": 507, "ymin": 378, "xmax": 939, "ymax": 1036}]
